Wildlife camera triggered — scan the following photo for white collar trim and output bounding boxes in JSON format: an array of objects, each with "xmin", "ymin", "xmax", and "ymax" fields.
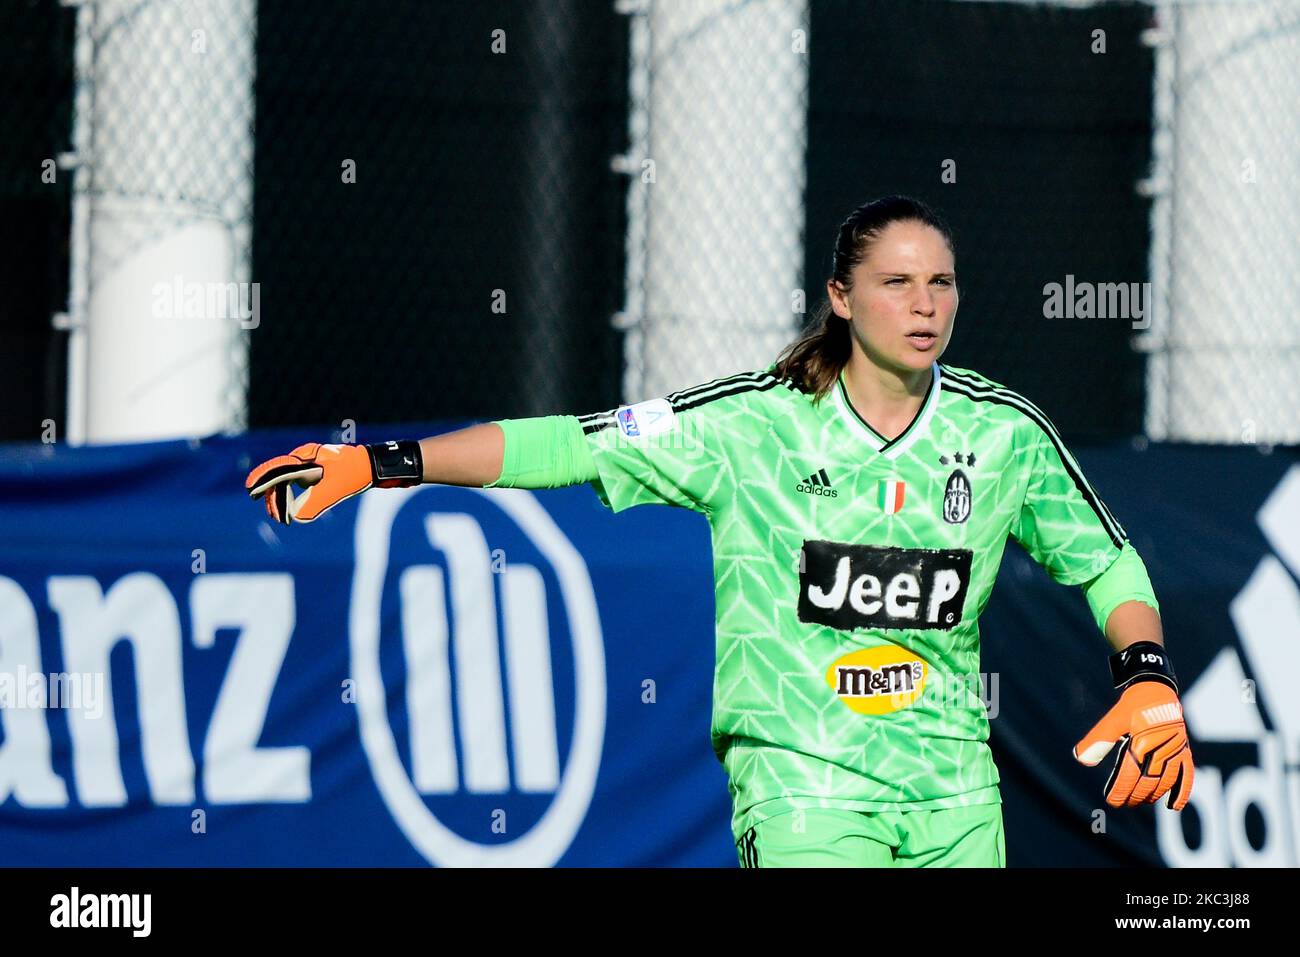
[{"xmin": 832, "ymin": 362, "xmax": 942, "ymax": 460}]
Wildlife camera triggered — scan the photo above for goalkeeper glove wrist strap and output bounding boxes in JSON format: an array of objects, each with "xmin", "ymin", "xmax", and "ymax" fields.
[
  {"xmin": 364, "ymin": 440, "xmax": 424, "ymax": 487},
  {"xmin": 1108, "ymin": 640, "xmax": 1178, "ymax": 694}
]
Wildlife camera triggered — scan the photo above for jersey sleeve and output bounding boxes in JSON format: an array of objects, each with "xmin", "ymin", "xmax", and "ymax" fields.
[
  {"xmin": 1009, "ymin": 415, "xmax": 1129, "ymax": 586},
  {"xmin": 577, "ymin": 392, "xmax": 735, "ymax": 516},
  {"xmin": 1081, "ymin": 540, "xmax": 1159, "ymax": 632}
]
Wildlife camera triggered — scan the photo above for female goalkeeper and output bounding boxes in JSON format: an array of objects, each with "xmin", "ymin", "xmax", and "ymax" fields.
[{"xmin": 246, "ymin": 195, "xmax": 1193, "ymax": 867}]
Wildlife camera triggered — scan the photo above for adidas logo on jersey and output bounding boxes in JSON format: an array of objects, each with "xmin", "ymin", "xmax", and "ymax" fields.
[{"xmin": 796, "ymin": 468, "xmax": 837, "ymax": 498}]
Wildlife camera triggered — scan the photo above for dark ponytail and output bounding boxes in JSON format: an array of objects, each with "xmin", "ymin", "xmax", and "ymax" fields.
[{"xmin": 773, "ymin": 195, "xmax": 955, "ymax": 400}]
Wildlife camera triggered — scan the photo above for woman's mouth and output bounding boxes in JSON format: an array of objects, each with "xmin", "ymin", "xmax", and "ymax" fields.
[{"xmin": 906, "ymin": 331, "xmax": 938, "ymax": 351}]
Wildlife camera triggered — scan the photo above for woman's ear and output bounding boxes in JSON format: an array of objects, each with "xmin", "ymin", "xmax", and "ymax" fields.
[{"xmin": 827, "ymin": 280, "xmax": 850, "ymax": 320}]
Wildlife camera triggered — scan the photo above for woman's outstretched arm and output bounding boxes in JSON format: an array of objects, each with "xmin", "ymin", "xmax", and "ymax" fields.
[
  {"xmin": 417, "ymin": 415, "xmax": 604, "ymax": 489},
  {"xmin": 418, "ymin": 422, "xmax": 505, "ymax": 487},
  {"xmin": 421, "ymin": 417, "xmax": 600, "ymax": 489},
  {"xmin": 246, "ymin": 415, "xmax": 598, "ymax": 525}
]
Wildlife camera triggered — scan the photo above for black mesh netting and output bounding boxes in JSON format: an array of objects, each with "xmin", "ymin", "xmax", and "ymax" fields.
[{"xmin": 249, "ymin": 0, "xmax": 629, "ymax": 430}]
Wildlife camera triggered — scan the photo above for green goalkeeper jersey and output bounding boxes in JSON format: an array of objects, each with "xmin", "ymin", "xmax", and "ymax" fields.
[{"xmin": 577, "ymin": 362, "xmax": 1129, "ymax": 839}]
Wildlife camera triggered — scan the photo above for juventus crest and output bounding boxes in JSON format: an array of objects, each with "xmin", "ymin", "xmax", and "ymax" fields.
[{"xmin": 940, "ymin": 452, "xmax": 975, "ymax": 524}]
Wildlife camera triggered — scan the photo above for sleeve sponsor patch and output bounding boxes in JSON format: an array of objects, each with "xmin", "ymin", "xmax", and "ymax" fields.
[{"xmin": 616, "ymin": 398, "xmax": 677, "ymax": 439}]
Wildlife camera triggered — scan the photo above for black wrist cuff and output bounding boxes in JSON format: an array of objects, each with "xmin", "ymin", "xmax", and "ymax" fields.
[
  {"xmin": 1108, "ymin": 641, "xmax": 1178, "ymax": 694},
  {"xmin": 364, "ymin": 440, "xmax": 424, "ymax": 486}
]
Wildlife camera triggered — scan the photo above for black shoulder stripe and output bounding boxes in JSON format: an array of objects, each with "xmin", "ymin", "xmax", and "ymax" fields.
[
  {"xmin": 941, "ymin": 377, "xmax": 1126, "ymax": 548},
  {"xmin": 580, "ymin": 415, "xmax": 616, "ymax": 436},
  {"xmin": 577, "ymin": 409, "xmax": 617, "ymax": 435},
  {"xmin": 941, "ymin": 370, "xmax": 1077, "ymax": 464},
  {"xmin": 666, "ymin": 370, "xmax": 772, "ymax": 405},
  {"xmin": 671, "ymin": 374, "xmax": 779, "ymax": 413},
  {"xmin": 942, "ymin": 368, "xmax": 1052, "ymax": 421},
  {"xmin": 578, "ymin": 372, "xmax": 780, "ymax": 436},
  {"xmin": 940, "ymin": 371, "xmax": 1127, "ymax": 539},
  {"xmin": 942, "ymin": 375, "xmax": 1127, "ymax": 542},
  {"xmin": 942, "ymin": 376, "xmax": 1127, "ymax": 545}
]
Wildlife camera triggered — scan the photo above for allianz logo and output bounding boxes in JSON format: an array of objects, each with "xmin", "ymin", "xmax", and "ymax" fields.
[
  {"xmin": 353, "ymin": 488, "xmax": 605, "ymax": 865},
  {"xmin": 1157, "ymin": 466, "xmax": 1300, "ymax": 867},
  {"xmin": 0, "ymin": 486, "xmax": 604, "ymax": 866}
]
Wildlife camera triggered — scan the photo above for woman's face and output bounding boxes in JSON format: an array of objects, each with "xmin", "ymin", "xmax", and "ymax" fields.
[{"xmin": 828, "ymin": 219, "xmax": 958, "ymax": 376}]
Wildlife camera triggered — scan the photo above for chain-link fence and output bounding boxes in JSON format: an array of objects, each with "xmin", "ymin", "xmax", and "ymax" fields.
[
  {"xmin": 10, "ymin": 0, "xmax": 1299, "ymax": 444},
  {"xmin": 45, "ymin": 0, "xmax": 629, "ymax": 441},
  {"xmin": 1140, "ymin": 0, "xmax": 1300, "ymax": 444},
  {"xmin": 627, "ymin": 0, "xmax": 1299, "ymax": 444},
  {"xmin": 614, "ymin": 0, "xmax": 809, "ymax": 403},
  {"xmin": 247, "ymin": 0, "xmax": 628, "ymax": 431},
  {"xmin": 62, "ymin": 0, "xmax": 256, "ymax": 443}
]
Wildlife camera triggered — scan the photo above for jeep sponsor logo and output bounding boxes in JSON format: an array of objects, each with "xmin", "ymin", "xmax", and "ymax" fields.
[
  {"xmin": 826, "ymin": 646, "xmax": 927, "ymax": 714},
  {"xmin": 798, "ymin": 541, "xmax": 971, "ymax": 632}
]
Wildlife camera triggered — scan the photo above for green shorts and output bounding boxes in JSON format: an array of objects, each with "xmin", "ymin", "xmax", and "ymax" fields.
[{"xmin": 735, "ymin": 803, "xmax": 1005, "ymax": 868}]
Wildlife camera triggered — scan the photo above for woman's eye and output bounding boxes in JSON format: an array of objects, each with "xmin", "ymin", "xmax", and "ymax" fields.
[
  {"xmin": 886, "ymin": 278, "xmax": 905, "ymax": 285},
  {"xmin": 933, "ymin": 278, "xmax": 951, "ymax": 286}
]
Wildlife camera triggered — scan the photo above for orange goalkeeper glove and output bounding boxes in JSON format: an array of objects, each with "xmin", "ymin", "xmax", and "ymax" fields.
[
  {"xmin": 245, "ymin": 440, "xmax": 423, "ymax": 525},
  {"xmin": 1073, "ymin": 641, "xmax": 1194, "ymax": 810}
]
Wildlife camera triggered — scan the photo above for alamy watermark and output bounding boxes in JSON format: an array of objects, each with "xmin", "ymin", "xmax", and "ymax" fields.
[
  {"xmin": 0, "ymin": 666, "xmax": 105, "ymax": 719},
  {"xmin": 862, "ymin": 669, "xmax": 1002, "ymax": 718},
  {"xmin": 151, "ymin": 274, "xmax": 260, "ymax": 329},
  {"xmin": 1042, "ymin": 275, "xmax": 1151, "ymax": 330}
]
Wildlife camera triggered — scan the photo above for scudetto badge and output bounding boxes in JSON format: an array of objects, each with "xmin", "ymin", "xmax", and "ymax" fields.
[{"xmin": 943, "ymin": 469, "xmax": 971, "ymax": 524}]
